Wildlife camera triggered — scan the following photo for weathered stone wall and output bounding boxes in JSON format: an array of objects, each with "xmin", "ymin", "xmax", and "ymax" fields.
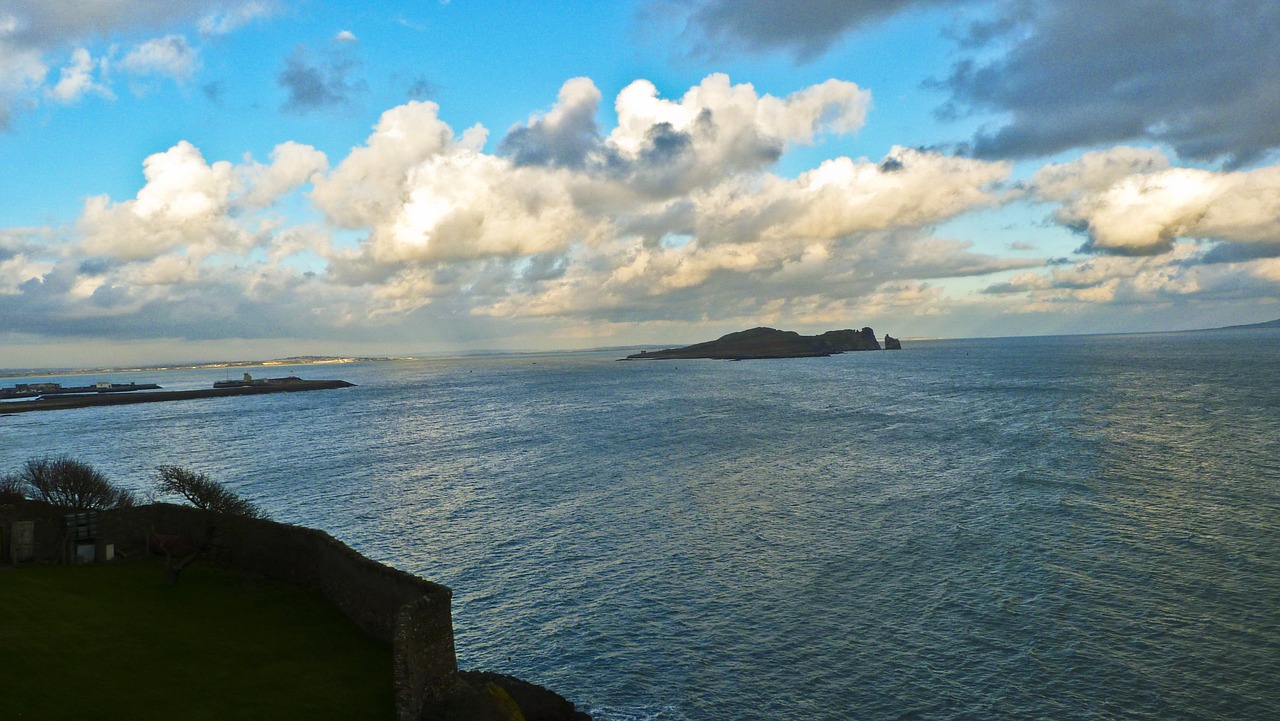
[
  {"xmin": 78, "ymin": 502, "xmax": 456, "ymax": 721},
  {"xmin": 1, "ymin": 500, "xmax": 68, "ymax": 563},
  {"xmin": 396, "ymin": 595, "xmax": 461, "ymax": 719}
]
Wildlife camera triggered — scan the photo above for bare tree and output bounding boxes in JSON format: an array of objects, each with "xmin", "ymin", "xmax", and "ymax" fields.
[
  {"xmin": 16, "ymin": 456, "xmax": 136, "ymax": 510},
  {"xmin": 0, "ymin": 472, "xmax": 24, "ymax": 501},
  {"xmin": 150, "ymin": 465, "xmax": 266, "ymax": 584},
  {"xmin": 153, "ymin": 465, "xmax": 266, "ymax": 519}
]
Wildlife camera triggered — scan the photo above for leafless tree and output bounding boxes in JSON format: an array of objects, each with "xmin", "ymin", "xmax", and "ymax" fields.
[
  {"xmin": 150, "ymin": 465, "xmax": 266, "ymax": 584},
  {"xmin": 154, "ymin": 465, "xmax": 266, "ymax": 519},
  {"xmin": 15, "ymin": 456, "xmax": 136, "ymax": 509}
]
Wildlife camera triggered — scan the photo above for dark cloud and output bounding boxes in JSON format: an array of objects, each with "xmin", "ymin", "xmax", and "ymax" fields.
[
  {"xmin": 0, "ymin": 261, "xmax": 354, "ymax": 342},
  {"xmin": 406, "ymin": 76, "xmax": 437, "ymax": 100},
  {"xmin": 670, "ymin": 0, "xmax": 966, "ymax": 61},
  {"xmin": 942, "ymin": 0, "xmax": 1280, "ymax": 167},
  {"xmin": 520, "ymin": 254, "xmax": 568, "ymax": 282},
  {"xmin": 5, "ymin": 1, "xmax": 221, "ymax": 46},
  {"xmin": 202, "ymin": 80, "xmax": 224, "ymax": 104},
  {"xmin": 499, "ymin": 101, "xmax": 602, "ymax": 168},
  {"xmin": 878, "ymin": 156, "xmax": 905, "ymax": 173},
  {"xmin": 1197, "ymin": 241, "xmax": 1280, "ymax": 265},
  {"xmin": 639, "ymin": 122, "xmax": 694, "ymax": 164},
  {"xmin": 673, "ymin": 0, "xmax": 1280, "ymax": 166},
  {"xmin": 77, "ymin": 258, "xmax": 114, "ymax": 275},
  {"xmin": 278, "ymin": 46, "xmax": 364, "ymax": 114}
]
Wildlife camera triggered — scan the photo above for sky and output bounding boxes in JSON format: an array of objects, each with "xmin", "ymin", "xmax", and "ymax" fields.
[{"xmin": 2, "ymin": 0, "xmax": 1279, "ymax": 367}]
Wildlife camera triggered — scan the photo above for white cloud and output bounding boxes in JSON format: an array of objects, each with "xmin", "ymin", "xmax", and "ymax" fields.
[
  {"xmin": 80, "ymin": 141, "xmax": 243, "ymax": 260},
  {"xmin": 605, "ymin": 74, "xmax": 870, "ymax": 193},
  {"xmin": 1038, "ymin": 159, "xmax": 1280, "ymax": 255},
  {"xmin": 1030, "ymin": 146, "xmax": 1171, "ymax": 202},
  {"xmin": 334, "ymin": 30, "xmax": 357, "ymax": 43},
  {"xmin": 979, "ymin": 242, "xmax": 1280, "ymax": 310},
  {"xmin": 46, "ymin": 47, "xmax": 111, "ymax": 103},
  {"xmin": 22, "ymin": 73, "xmax": 1278, "ymax": 354},
  {"xmin": 120, "ymin": 35, "xmax": 200, "ymax": 81},
  {"xmin": 311, "ymin": 100, "xmax": 473, "ymax": 229},
  {"xmin": 197, "ymin": 1, "xmax": 273, "ymax": 36},
  {"xmin": 0, "ymin": 228, "xmax": 56, "ymax": 294},
  {"xmin": 238, "ymin": 141, "xmax": 329, "ymax": 209},
  {"xmin": 311, "ymin": 76, "xmax": 1018, "ymax": 323},
  {"xmin": 0, "ymin": 1, "xmax": 269, "ymax": 127}
]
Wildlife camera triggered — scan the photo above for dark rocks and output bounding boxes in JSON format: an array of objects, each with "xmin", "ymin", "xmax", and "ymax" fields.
[
  {"xmin": 884, "ymin": 334, "xmax": 902, "ymax": 350},
  {"xmin": 421, "ymin": 671, "xmax": 592, "ymax": 721},
  {"xmin": 624, "ymin": 326, "xmax": 893, "ymax": 360}
]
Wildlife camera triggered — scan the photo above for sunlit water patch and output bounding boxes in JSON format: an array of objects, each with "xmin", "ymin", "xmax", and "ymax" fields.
[{"xmin": 4, "ymin": 330, "xmax": 1278, "ymax": 720}]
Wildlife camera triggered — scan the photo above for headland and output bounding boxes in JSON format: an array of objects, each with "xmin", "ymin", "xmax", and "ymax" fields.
[{"xmin": 623, "ymin": 326, "xmax": 901, "ymax": 360}]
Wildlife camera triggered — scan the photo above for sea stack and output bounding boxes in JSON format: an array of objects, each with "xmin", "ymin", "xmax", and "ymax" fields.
[{"xmin": 884, "ymin": 335, "xmax": 902, "ymax": 350}]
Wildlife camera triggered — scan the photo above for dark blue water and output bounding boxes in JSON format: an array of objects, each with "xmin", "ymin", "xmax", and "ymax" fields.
[{"xmin": 4, "ymin": 330, "xmax": 1279, "ymax": 720}]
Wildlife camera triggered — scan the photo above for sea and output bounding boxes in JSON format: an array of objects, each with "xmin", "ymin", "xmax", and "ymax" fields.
[{"xmin": 3, "ymin": 329, "xmax": 1278, "ymax": 721}]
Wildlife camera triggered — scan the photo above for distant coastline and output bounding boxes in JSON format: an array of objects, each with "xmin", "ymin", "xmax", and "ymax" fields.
[
  {"xmin": 1207, "ymin": 318, "xmax": 1280, "ymax": 331},
  {"xmin": 0, "ymin": 355, "xmax": 406, "ymax": 380},
  {"xmin": 4, "ymin": 318, "xmax": 1278, "ymax": 378}
]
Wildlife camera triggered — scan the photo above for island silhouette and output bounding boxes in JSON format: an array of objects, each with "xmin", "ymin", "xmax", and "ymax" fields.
[{"xmin": 624, "ymin": 326, "xmax": 901, "ymax": 360}]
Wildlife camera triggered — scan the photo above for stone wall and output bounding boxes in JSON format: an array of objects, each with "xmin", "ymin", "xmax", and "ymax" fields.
[
  {"xmin": 4, "ymin": 500, "xmax": 458, "ymax": 720},
  {"xmin": 0, "ymin": 500, "xmax": 67, "ymax": 563}
]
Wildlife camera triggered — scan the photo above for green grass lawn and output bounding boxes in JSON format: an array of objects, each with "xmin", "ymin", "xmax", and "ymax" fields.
[{"xmin": 0, "ymin": 560, "xmax": 395, "ymax": 720}]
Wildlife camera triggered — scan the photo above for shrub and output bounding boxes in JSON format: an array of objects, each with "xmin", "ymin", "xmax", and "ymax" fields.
[
  {"xmin": 154, "ymin": 465, "xmax": 266, "ymax": 519},
  {"xmin": 16, "ymin": 456, "xmax": 136, "ymax": 510},
  {"xmin": 0, "ymin": 472, "xmax": 25, "ymax": 502}
]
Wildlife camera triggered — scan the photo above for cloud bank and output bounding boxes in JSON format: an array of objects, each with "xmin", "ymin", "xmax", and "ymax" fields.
[{"xmin": 4, "ymin": 74, "xmax": 1049, "ymax": 348}]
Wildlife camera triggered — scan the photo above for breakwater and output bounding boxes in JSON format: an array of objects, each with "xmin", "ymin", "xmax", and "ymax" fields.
[{"xmin": 0, "ymin": 379, "xmax": 354, "ymax": 414}]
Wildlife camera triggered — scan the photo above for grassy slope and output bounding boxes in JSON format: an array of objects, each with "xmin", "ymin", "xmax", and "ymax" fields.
[{"xmin": 0, "ymin": 561, "xmax": 394, "ymax": 720}]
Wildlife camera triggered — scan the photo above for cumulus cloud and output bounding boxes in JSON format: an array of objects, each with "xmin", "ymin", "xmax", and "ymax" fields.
[
  {"xmin": 334, "ymin": 29, "xmax": 357, "ymax": 43},
  {"xmin": 1033, "ymin": 150, "xmax": 1280, "ymax": 255},
  {"xmin": 1030, "ymin": 146, "xmax": 1171, "ymax": 202},
  {"xmin": 605, "ymin": 74, "xmax": 870, "ymax": 192},
  {"xmin": 237, "ymin": 141, "xmax": 329, "ymax": 209},
  {"xmin": 78, "ymin": 139, "xmax": 325, "ymax": 261},
  {"xmin": 5, "ymin": 75, "xmax": 1104, "ymax": 351},
  {"xmin": 499, "ymin": 76, "xmax": 603, "ymax": 168},
  {"xmin": 499, "ymin": 74, "xmax": 871, "ymax": 202},
  {"xmin": 79, "ymin": 141, "xmax": 243, "ymax": 260},
  {"xmin": 311, "ymin": 100, "xmax": 467, "ymax": 228},
  {"xmin": 314, "ymin": 76, "xmax": 1017, "ymax": 323}
]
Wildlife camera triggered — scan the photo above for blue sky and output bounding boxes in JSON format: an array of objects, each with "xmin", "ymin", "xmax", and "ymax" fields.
[{"xmin": 2, "ymin": 0, "xmax": 1279, "ymax": 367}]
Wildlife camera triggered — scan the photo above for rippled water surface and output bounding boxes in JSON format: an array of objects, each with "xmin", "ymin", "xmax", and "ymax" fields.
[{"xmin": 5, "ymin": 330, "xmax": 1279, "ymax": 720}]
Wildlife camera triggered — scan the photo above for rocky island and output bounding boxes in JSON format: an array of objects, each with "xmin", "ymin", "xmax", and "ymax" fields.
[{"xmin": 624, "ymin": 326, "xmax": 901, "ymax": 360}]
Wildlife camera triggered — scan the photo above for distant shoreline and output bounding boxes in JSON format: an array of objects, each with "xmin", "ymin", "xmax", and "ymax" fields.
[
  {"xmin": 0, "ymin": 356, "xmax": 406, "ymax": 380},
  {"xmin": 3, "ymin": 318, "xmax": 1277, "ymax": 378}
]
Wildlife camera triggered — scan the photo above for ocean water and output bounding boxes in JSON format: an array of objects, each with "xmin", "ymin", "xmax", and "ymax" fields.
[{"xmin": 3, "ymin": 330, "xmax": 1279, "ymax": 721}]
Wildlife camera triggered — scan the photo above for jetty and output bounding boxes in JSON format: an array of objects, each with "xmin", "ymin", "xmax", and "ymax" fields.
[{"xmin": 0, "ymin": 376, "xmax": 354, "ymax": 414}]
